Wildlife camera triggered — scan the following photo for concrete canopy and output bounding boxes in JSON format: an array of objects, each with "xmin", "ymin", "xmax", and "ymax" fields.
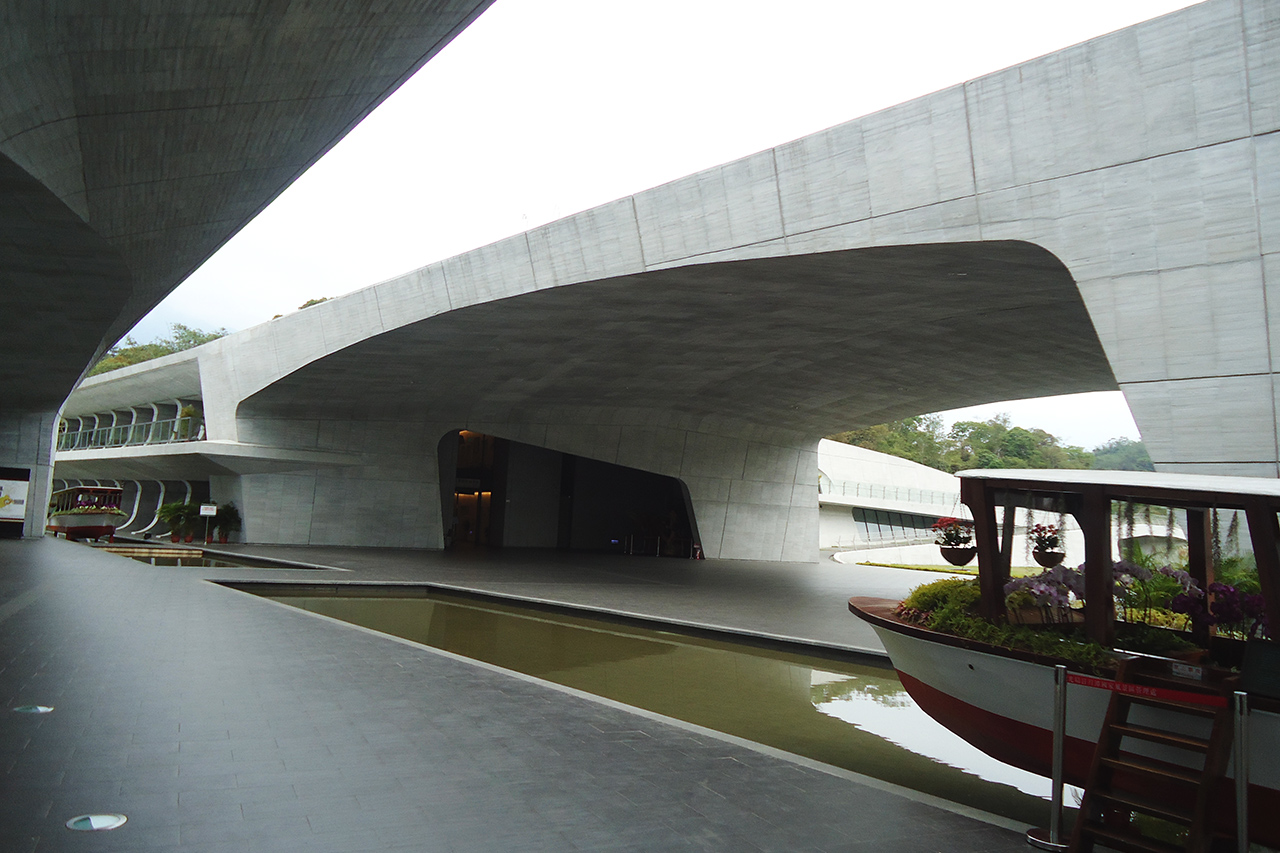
[
  {"xmin": 240, "ymin": 241, "xmax": 1117, "ymax": 433},
  {"xmin": 2, "ymin": 0, "xmax": 492, "ymax": 416}
]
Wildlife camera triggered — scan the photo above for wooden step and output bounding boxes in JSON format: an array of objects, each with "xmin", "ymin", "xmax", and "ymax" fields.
[
  {"xmin": 1124, "ymin": 693, "xmax": 1221, "ymax": 718},
  {"xmin": 1110, "ymin": 722, "xmax": 1211, "ymax": 752},
  {"xmin": 1081, "ymin": 823, "xmax": 1183, "ymax": 853},
  {"xmin": 1092, "ymin": 789, "xmax": 1193, "ymax": 825},
  {"xmin": 1100, "ymin": 755, "xmax": 1201, "ymax": 785}
]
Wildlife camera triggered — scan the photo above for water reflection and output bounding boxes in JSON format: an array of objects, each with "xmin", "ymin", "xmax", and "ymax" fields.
[
  {"xmin": 260, "ymin": 588, "xmax": 1050, "ymax": 825},
  {"xmin": 811, "ymin": 671, "xmax": 1053, "ymax": 798}
]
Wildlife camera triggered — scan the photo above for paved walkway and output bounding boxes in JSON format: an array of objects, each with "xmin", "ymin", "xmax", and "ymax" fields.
[
  {"xmin": 202, "ymin": 544, "xmax": 958, "ymax": 657},
  {"xmin": 0, "ymin": 537, "xmax": 1026, "ymax": 852}
]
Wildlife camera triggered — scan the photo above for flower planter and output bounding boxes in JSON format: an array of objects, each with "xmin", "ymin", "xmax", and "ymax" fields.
[
  {"xmin": 1007, "ymin": 605, "xmax": 1084, "ymax": 625},
  {"xmin": 1032, "ymin": 547, "xmax": 1065, "ymax": 568},
  {"xmin": 939, "ymin": 545, "xmax": 977, "ymax": 566}
]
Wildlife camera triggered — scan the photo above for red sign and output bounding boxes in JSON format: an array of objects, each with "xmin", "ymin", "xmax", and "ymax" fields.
[{"xmin": 1066, "ymin": 673, "xmax": 1227, "ymax": 708}]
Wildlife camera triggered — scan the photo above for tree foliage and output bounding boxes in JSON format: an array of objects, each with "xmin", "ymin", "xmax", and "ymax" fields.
[
  {"xmin": 1090, "ymin": 437, "xmax": 1155, "ymax": 471},
  {"xmin": 88, "ymin": 323, "xmax": 228, "ymax": 376},
  {"xmin": 829, "ymin": 414, "xmax": 1149, "ymax": 474}
]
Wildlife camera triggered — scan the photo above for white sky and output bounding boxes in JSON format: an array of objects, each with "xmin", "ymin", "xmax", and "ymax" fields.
[{"xmin": 133, "ymin": 0, "xmax": 1196, "ymax": 450}]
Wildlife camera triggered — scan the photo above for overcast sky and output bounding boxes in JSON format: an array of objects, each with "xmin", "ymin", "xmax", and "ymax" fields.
[{"xmin": 133, "ymin": 0, "xmax": 1196, "ymax": 449}]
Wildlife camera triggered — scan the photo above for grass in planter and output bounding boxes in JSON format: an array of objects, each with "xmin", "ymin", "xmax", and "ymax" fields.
[
  {"xmin": 896, "ymin": 578, "xmax": 1115, "ymax": 673},
  {"xmin": 855, "ymin": 561, "xmax": 1044, "ymax": 577},
  {"xmin": 1114, "ymin": 622, "xmax": 1200, "ymax": 657}
]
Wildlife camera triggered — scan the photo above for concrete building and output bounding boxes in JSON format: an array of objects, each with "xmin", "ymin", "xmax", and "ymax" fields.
[
  {"xmin": 0, "ymin": 1, "xmax": 495, "ymax": 538},
  {"xmin": 49, "ymin": 0, "xmax": 1280, "ymax": 562}
]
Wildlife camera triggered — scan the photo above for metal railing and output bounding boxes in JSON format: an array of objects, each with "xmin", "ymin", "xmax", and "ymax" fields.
[
  {"xmin": 57, "ymin": 417, "xmax": 203, "ymax": 451},
  {"xmin": 819, "ymin": 479, "xmax": 959, "ymax": 508}
]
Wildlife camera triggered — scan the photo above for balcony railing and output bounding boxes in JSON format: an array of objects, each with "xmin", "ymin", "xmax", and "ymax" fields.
[
  {"xmin": 57, "ymin": 417, "xmax": 203, "ymax": 451},
  {"xmin": 819, "ymin": 479, "xmax": 959, "ymax": 508}
]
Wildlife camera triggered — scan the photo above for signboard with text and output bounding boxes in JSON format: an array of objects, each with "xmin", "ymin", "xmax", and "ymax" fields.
[{"xmin": 0, "ymin": 479, "xmax": 28, "ymax": 521}]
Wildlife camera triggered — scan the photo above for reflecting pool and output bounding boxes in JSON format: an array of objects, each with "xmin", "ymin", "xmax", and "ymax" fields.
[{"xmin": 245, "ymin": 584, "xmax": 1056, "ymax": 826}]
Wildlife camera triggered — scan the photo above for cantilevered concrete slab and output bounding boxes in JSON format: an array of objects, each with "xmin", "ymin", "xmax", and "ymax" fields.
[
  {"xmin": 58, "ymin": 0, "xmax": 1280, "ymax": 559},
  {"xmin": 1, "ymin": 1, "xmax": 494, "ymax": 534}
]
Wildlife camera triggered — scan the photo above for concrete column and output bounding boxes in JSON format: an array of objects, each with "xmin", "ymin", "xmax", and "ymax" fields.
[{"xmin": 0, "ymin": 411, "xmax": 58, "ymax": 537}]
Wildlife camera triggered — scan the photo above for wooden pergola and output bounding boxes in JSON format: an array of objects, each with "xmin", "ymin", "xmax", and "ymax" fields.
[{"xmin": 958, "ymin": 469, "xmax": 1280, "ymax": 647}]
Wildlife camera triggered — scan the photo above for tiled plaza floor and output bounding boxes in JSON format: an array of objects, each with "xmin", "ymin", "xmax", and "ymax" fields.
[
  {"xmin": 0, "ymin": 537, "xmax": 1031, "ymax": 852},
  {"xmin": 202, "ymin": 543, "xmax": 959, "ymax": 657}
]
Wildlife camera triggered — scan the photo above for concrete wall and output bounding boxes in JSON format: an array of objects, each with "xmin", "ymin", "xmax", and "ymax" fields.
[
  {"xmin": 0, "ymin": 413, "xmax": 57, "ymax": 538},
  {"xmin": 226, "ymin": 411, "xmax": 818, "ymax": 560}
]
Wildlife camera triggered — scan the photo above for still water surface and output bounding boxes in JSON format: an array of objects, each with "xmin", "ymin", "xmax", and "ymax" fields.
[{"xmin": 255, "ymin": 586, "xmax": 1054, "ymax": 825}]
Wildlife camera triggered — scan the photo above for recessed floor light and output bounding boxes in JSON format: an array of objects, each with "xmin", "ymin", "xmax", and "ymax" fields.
[
  {"xmin": 66, "ymin": 814, "xmax": 127, "ymax": 831},
  {"xmin": 12, "ymin": 705, "xmax": 53, "ymax": 714}
]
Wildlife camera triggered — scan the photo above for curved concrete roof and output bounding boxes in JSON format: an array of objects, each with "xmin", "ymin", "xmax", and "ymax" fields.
[
  {"xmin": 239, "ymin": 241, "xmax": 1116, "ymax": 435},
  {"xmin": 3, "ymin": 1, "xmax": 491, "ymax": 413},
  {"xmin": 62, "ymin": 0, "xmax": 1280, "ymax": 479}
]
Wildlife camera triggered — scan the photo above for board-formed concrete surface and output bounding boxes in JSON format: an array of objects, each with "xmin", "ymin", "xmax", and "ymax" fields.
[
  {"xmin": 1, "ymin": 1, "xmax": 494, "ymax": 536},
  {"xmin": 0, "ymin": 538, "xmax": 1031, "ymax": 852},
  {"xmin": 57, "ymin": 0, "xmax": 1280, "ymax": 561}
]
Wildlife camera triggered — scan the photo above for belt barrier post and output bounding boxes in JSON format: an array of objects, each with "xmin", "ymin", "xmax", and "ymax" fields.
[
  {"xmin": 1026, "ymin": 664, "xmax": 1068, "ymax": 850},
  {"xmin": 1235, "ymin": 690, "xmax": 1249, "ymax": 853}
]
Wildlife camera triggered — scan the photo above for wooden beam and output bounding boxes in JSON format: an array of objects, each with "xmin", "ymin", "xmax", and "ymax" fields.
[
  {"xmin": 1244, "ymin": 498, "xmax": 1280, "ymax": 637},
  {"xmin": 1081, "ymin": 485, "xmax": 1114, "ymax": 646},
  {"xmin": 1185, "ymin": 508, "xmax": 1213, "ymax": 589},
  {"xmin": 962, "ymin": 477, "xmax": 1006, "ymax": 622},
  {"xmin": 1184, "ymin": 508, "xmax": 1214, "ymax": 645},
  {"xmin": 1000, "ymin": 498, "xmax": 1016, "ymax": 579}
]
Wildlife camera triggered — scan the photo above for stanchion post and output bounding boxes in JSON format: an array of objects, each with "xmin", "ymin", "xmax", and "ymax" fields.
[
  {"xmin": 1050, "ymin": 664, "xmax": 1067, "ymax": 844},
  {"xmin": 1235, "ymin": 690, "xmax": 1249, "ymax": 853},
  {"xmin": 1026, "ymin": 665, "xmax": 1068, "ymax": 851}
]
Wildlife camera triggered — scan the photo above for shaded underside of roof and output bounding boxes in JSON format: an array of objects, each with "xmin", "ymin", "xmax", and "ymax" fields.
[
  {"xmin": 2, "ymin": 0, "xmax": 493, "ymax": 414},
  {"xmin": 241, "ymin": 241, "xmax": 1118, "ymax": 436}
]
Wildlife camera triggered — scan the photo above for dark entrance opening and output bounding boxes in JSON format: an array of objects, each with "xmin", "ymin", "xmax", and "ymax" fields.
[{"xmin": 437, "ymin": 430, "xmax": 698, "ymax": 556}]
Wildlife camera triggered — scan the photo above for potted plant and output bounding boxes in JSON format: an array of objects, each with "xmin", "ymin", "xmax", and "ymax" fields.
[
  {"xmin": 214, "ymin": 502, "xmax": 241, "ymax": 544},
  {"xmin": 1029, "ymin": 523, "xmax": 1064, "ymax": 567},
  {"xmin": 932, "ymin": 517, "xmax": 976, "ymax": 566},
  {"xmin": 156, "ymin": 501, "xmax": 189, "ymax": 542},
  {"xmin": 1004, "ymin": 564, "xmax": 1085, "ymax": 624}
]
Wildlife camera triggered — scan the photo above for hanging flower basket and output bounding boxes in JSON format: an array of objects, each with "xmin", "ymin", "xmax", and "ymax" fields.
[
  {"xmin": 1032, "ymin": 547, "xmax": 1065, "ymax": 568},
  {"xmin": 1029, "ymin": 523, "xmax": 1065, "ymax": 568},
  {"xmin": 939, "ymin": 545, "xmax": 977, "ymax": 566}
]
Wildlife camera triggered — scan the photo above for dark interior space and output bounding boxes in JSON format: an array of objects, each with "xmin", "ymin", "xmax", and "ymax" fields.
[{"xmin": 437, "ymin": 430, "xmax": 698, "ymax": 556}]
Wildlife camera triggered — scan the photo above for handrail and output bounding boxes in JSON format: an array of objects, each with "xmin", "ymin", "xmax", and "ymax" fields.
[
  {"xmin": 819, "ymin": 479, "xmax": 959, "ymax": 508},
  {"xmin": 56, "ymin": 417, "xmax": 204, "ymax": 451}
]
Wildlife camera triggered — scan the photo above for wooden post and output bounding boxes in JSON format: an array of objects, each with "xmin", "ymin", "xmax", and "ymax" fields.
[
  {"xmin": 1185, "ymin": 508, "xmax": 1214, "ymax": 645},
  {"xmin": 1000, "ymin": 499, "xmax": 1016, "ymax": 578},
  {"xmin": 1081, "ymin": 485, "xmax": 1114, "ymax": 646},
  {"xmin": 962, "ymin": 478, "xmax": 1006, "ymax": 622},
  {"xmin": 1185, "ymin": 508, "xmax": 1214, "ymax": 591},
  {"xmin": 1243, "ymin": 498, "xmax": 1280, "ymax": 637}
]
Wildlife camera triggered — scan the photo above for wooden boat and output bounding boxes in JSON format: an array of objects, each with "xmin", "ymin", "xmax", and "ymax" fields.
[
  {"xmin": 849, "ymin": 469, "xmax": 1280, "ymax": 847},
  {"xmin": 46, "ymin": 485, "xmax": 126, "ymax": 541}
]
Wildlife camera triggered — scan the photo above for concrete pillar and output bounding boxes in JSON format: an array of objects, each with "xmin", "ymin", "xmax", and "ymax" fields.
[{"xmin": 0, "ymin": 411, "xmax": 58, "ymax": 537}]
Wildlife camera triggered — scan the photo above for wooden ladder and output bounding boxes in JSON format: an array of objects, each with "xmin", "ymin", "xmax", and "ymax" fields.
[{"xmin": 1069, "ymin": 669, "xmax": 1236, "ymax": 853}]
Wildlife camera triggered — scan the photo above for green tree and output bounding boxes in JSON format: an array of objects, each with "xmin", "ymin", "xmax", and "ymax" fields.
[
  {"xmin": 1091, "ymin": 437, "xmax": 1154, "ymax": 471},
  {"xmin": 829, "ymin": 414, "xmax": 1095, "ymax": 474},
  {"xmin": 298, "ymin": 297, "xmax": 329, "ymax": 309},
  {"xmin": 828, "ymin": 415, "xmax": 946, "ymax": 469},
  {"xmin": 88, "ymin": 323, "xmax": 228, "ymax": 376}
]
